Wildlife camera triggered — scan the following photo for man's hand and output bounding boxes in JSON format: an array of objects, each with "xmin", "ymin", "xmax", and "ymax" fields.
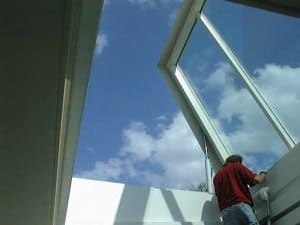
[
  {"xmin": 259, "ymin": 171, "xmax": 267, "ymax": 175},
  {"xmin": 254, "ymin": 172, "xmax": 267, "ymax": 184}
]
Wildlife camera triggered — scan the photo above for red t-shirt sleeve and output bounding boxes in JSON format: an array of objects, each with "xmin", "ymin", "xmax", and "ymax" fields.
[{"xmin": 238, "ymin": 163, "xmax": 256, "ymax": 186}]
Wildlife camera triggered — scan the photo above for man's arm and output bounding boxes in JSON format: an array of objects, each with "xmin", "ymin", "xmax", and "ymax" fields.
[{"xmin": 254, "ymin": 171, "xmax": 266, "ymax": 184}]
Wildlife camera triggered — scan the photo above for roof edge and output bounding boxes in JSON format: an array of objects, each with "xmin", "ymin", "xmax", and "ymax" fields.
[{"xmin": 52, "ymin": 1, "xmax": 104, "ymax": 224}]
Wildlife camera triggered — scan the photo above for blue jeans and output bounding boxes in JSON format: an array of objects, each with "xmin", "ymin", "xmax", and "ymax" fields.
[{"xmin": 221, "ymin": 202, "xmax": 259, "ymax": 225}]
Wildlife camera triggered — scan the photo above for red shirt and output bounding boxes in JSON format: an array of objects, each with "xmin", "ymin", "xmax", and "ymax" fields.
[{"xmin": 213, "ymin": 163, "xmax": 256, "ymax": 210}]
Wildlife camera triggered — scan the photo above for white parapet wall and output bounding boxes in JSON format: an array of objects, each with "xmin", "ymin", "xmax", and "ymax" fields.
[
  {"xmin": 65, "ymin": 143, "xmax": 300, "ymax": 225},
  {"xmin": 253, "ymin": 143, "xmax": 300, "ymax": 225},
  {"xmin": 65, "ymin": 178, "xmax": 221, "ymax": 225}
]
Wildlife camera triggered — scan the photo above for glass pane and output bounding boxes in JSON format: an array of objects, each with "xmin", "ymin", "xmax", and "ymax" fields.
[
  {"xmin": 178, "ymin": 20, "xmax": 288, "ymax": 171},
  {"xmin": 203, "ymin": 0, "xmax": 300, "ymax": 143}
]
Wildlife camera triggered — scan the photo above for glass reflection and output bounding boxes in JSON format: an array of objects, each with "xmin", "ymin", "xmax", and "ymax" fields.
[
  {"xmin": 203, "ymin": 0, "xmax": 300, "ymax": 143},
  {"xmin": 178, "ymin": 20, "xmax": 287, "ymax": 171}
]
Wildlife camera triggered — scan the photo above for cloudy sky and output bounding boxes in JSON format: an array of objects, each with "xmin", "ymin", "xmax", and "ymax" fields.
[{"xmin": 73, "ymin": 0, "xmax": 300, "ymax": 190}]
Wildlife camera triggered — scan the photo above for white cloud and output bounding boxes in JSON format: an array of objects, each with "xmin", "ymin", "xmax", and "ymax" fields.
[
  {"xmin": 127, "ymin": 0, "xmax": 183, "ymax": 8},
  {"xmin": 254, "ymin": 64, "xmax": 300, "ymax": 134},
  {"xmin": 103, "ymin": 0, "xmax": 110, "ymax": 6},
  {"xmin": 77, "ymin": 112, "xmax": 206, "ymax": 189},
  {"xmin": 205, "ymin": 62, "xmax": 232, "ymax": 88},
  {"xmin": 126, "ymin": 0, "xmax": 183, "ymax": 27},
  {"xmin": 128, "ymin": 0, "xmax": 156, "ymax": 7},
  {"xmin": 168, "ymin": 9, "xmax": 179, "ymax": 26},
  {"xmin": 78, "ymin": 158, "xmax": 123, "ymax": 180},
  {"xmin": 95, "ymin": 32, "xmax": 108, "ymax": 55},
  {"xmin": 203, "ymin": 62, "xmax": 300, "ymax": 170},
  {"xmin": 120, "ymin": 122, "xmax": 155, "ymax": 161}
]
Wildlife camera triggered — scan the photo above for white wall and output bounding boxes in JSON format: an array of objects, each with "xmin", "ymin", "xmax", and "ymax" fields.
[
  {"xmin": 65, "ymin": 178, "xmax": 221, "ymax": 225},
  {"xmin": 254, "ymin": 143, "xmax": 300, "ymax": 225},
  {"xmin": 65, "ymin": 143, "xmax": 300, "ymax": 225}
]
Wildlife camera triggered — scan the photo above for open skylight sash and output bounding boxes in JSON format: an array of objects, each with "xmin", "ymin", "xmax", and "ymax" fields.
[
  {"xmin": 160, "ymin": 0, "xmax": 232, "ymax": 167},
  {"xmin": 166, "ymin": 0, "xmax": 205, "ymax": 67},
  {"xmin": 199, "ymin": 13, "xmax": 295, "ymax": 150},
  {"xmin": 174, "ymin": 65, "xmax": 231, "ymax": 162}
]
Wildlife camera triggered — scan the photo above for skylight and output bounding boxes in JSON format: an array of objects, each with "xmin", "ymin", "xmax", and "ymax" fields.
[
  {"xmin": 179, "ymin": 20, "xmax": 287, "ymax": 171},
  {"xmin": 159, "ymin": 0, "xmax": 300, "ymax": 172},
  {"xmin": 203, "ymin": 0, "xmax": 300, "ymax": 144}
]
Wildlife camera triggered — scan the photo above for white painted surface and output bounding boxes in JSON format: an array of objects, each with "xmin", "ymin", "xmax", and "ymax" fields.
[
  {"xmin": 254, "ymin": 143, "xmax": 300, "ymax": 224},
  {"xmin": 66, "ymin": 144, "xmax": 300, "ymax": 224},
  {"xmin": 65, "ymin": 178, "xmax": 221, "ymax": 225},
  {"xmin": 65, "ymin": 179, "xmax": 125, "ymax": 225}
]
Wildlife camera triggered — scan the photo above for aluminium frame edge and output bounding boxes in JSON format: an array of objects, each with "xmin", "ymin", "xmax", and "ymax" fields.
[{"xmin": 159, "ymin": 0, "xmax": 230, "ymax": 169}]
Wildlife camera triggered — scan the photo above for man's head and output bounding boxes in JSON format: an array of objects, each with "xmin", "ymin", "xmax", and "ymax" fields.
[{"xmin": 224, "ymin": 154, "xmax": 243, "ymax": 167}]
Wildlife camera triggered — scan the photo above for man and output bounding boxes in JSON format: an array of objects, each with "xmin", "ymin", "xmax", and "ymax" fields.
[{"xmin": 213, "ymin": 155, "xmax": 266, "ymax": 225}]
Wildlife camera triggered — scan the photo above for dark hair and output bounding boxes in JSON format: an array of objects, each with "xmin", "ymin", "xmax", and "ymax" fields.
[{"xmin": 224, "ymin": 154, "xmax": 243, "ymax": 167}]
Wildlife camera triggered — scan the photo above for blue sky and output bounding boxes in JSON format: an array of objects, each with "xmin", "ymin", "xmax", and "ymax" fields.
[
  {"xmin": 74, "ymin": 0, "xmax": 300, "ymax": 189},
  {"xmin": 73, "ymin": 0, "xmax": 206, "ymax": 189}
]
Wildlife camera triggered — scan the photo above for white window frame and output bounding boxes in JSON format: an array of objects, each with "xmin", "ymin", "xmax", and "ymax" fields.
[{"xmin": 158, "ymin": 0, "xmax": 296, "ymax": 170}]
